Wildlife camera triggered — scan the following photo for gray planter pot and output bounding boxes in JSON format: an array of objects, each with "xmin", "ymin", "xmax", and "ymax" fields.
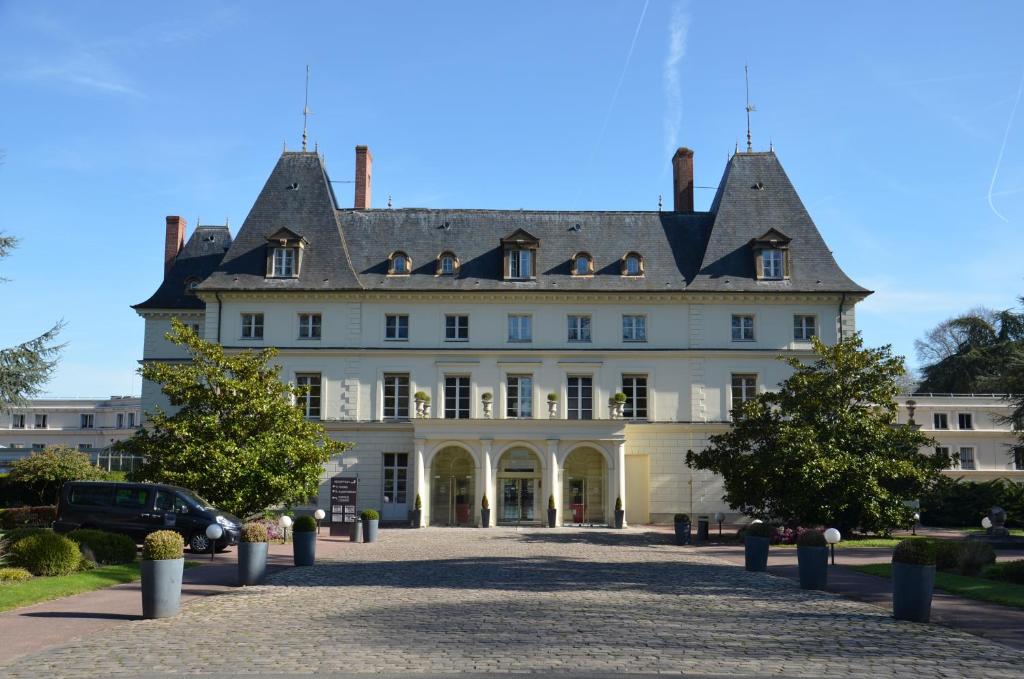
[
  {"xmin": 744, "ymin": 536, "xmax": 770, "ymax": 572},
  {"xmin": 892, "ymin": 562, "xmax": 935, "ymax": 622},
  {"xmin": 547, "ymin": 508, "xmax": 557, "ymax": 528},
  {"xmin": 481, "ymin": 508, "xmax": 490, "ymax": 528},
  {"xmin": 614, "ymin": 509, "xmax": 625, "ymax": 529},
  {"xmin": 237, "ymin": 542, "xmax": 268, "ymax": 586},
  {"xmin": 410, "ymin": 509, "xmax": 422, "ymax": 528},
  {"xmin": 363, "ymin": 518, "xmax": 379, "ymax": 543},
  {"xmin": 797, "ymin": 545, "xmax": 828, "ymax": 590},
  {"xmin": 293, "ymin": 531, "xmax": 316, "ymax": 566},
  {"xmin": 350, "ymin": 520, "xmax": 363, "ymax": 542},
  {"xmin": 141, "ymin": 557, "xmax": 184, "ymax": 619},
  {"xmin": 673, "ymin": 521, "xmax": 691, "ymax": 546}
]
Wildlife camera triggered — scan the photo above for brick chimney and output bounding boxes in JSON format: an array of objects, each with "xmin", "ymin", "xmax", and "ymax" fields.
[
  {"xmin": 354, "ymin": 145, "xmax": 372, "ymax": 209},
  {"xmin": 164, "ymin": 216, "xmax": 186, "ymax": 276},
  {"xmin": 671, "ymin": 147, "xmax": 694, "ymax": 213}
]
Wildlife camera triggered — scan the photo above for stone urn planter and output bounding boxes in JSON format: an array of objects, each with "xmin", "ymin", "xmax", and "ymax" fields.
[
  {"xmin": 410, "ymin": 494, "xmax": 423, "ymax": 528},
  {"xmin": 614, "ymin": 497, "xmax": 625, "ymax": 529},
  {"xmin": 362, "ymin": 509, "xmax": 380, "ymax": 543},
  {"xmin": 237, "ymin": 522, "xmax": 269, "ymax": 586},
  {"xmin": 140, "ymin": 530, "xmax": 185, "ymax": 619},
  {"xmin": 481, "ymin": 393, "xmax": 493, "ymax": 419},
  {"xmin": 481, "ymin": 494, "xmax": 491, "ymax": 528},
  {"xmin": 892, "ymin": 538, "xmax": 937, "ymax": 622},
  {"xmin": 673, "ymin": 514, "xmax": 691, "ymax": 546},
  {"xmin": 414, "ymin": 392, "xmax": 430, "ymax": 418},
  {"xmin": 292, "ymin": 515, "xmax": 317, "ymax": 566},
  {"xmin": 796, "ymin": 530, "xmax": 828, "ymax": 590},
  {"xmin": 547, "ymin": 495, "xmax": 557, "ymax": 528},
  {"xmin": 610, "ymin": 393, "xmax": 627, "ymax": 419},
  {"xmin": 743, "ymin": 522, "xmax": 773, "ymax": 572},
  {"xmin": 547, "ymin": 394, "xmax": 558, "ymax": 418}
]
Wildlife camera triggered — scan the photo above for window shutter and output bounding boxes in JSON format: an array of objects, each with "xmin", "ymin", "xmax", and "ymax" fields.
[
  {"xmin": 783, "ymin": 249, "xmax": 791, "ymax": 279},
  {"xmin": 754, "ymin": 250, "xmax": 764, "ymax": 279},
  {"xmin": 266, "ymin": 248, "xmax": 274, "ymax": 277}
]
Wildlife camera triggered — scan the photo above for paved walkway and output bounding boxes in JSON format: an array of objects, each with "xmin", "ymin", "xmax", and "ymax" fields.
[{"xmin": 2, "ymin": 528, "xmax": 1021, "ymax": 678}]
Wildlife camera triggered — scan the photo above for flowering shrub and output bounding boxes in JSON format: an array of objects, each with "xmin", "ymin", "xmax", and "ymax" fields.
[
  {"xmin": 249, "ymin": 518, "xmax": 286, "ymax": 542},
  {"xmin": 0, "ymin": 506, "xmax": 57, "ymax": 529}
]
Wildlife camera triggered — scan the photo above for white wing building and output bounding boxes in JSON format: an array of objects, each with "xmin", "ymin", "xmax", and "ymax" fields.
[{"xmin": 134, "ymin": 143, "xmax": 869, "ymax": 526}]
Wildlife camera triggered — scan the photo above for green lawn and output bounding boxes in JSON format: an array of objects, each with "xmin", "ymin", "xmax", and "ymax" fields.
[
  {"xmin": 965, "ymin": 528, "xmax": 1024, "ymax": 537},
  {"xmin": 851, "ymin": 563, "xmax": 1024, "ymax": 609},
  {"xmin": 775, "ymin": 538, "xmax": 902, "ymax": 549},
  {"xmin": 0, "ymin": 561, "xmax": 201, "ymax": 613}
]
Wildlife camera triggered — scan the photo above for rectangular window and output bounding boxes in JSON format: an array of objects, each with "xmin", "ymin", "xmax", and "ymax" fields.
[
  {"xmin": 933, "ymin": 413, "xmax": 949, "ymax": 430},
  {"xmin": 445, "ymin": 315, "xmax": 469, "ymax": 341},
  {"xmin": 621, "ymin": 375, "xmax": 648, "ymax": 420},
  {"xmin": 80, "ymin": 414, "xmax": 94, "ymax": 429},
  {"xmin": 793, "ymin": 315, "xmax": 816, "ymax": 341},
  {"xmin": 34, "ymin": 414, "xmax": 47, "ymax": 429},
  {"xmin": 731, "ymin": 374, "xmax": 758, "ymax": 411},
  {"xmin": 241, "ymin": 313, "xmax": 264, "ymax": 340},
  {"xmin": 959, "ymin": 446, "xmax": 976, "ymax": 470},
  {"xmin": 32, "ymin": 443, "xmax": 45, "ymax": 450},
  {"xmin": 622, "ymin": 315, "xmax": 647, "ymax": 342},
  {"xmin": 296, "ymin": 373, "xmax": 322, "ymax": 419},
  {"xmin": 78, "ymin": 443, "xmax": 90, "ymax": 451},
  {"xmin": 958, "ymin": 413, "xmax": 974, "ymax": 430},
  {"xmin": 1015, "ymin": 447, "xmax": 1024, "ymax": 471},
  {"xmin": 762, "ymin": 250, "xmax": 783, "ymax": 279},
  {"xmin": 116, "ymin": 413, "xmax": 125, "ymax": 429},
  {"xmin": 935, "ymin": 446, "xmax": 951, "ymax": 466},
  {"xmin": 508, "ymin": 249, "xmax": 532, "ymax": 279},
  {"xmin": 272, "ymin": 247, "xmax": 296, "ymax": 277},
  {"xmin": 508, "ymin": 314, "xmax": 532, "ymax": 342},
  {"xmin": 567, "ymin": 315, "xmax": 591, "ymax": 342},
  {"xmin": 382, "ymin": 453, "xmax": 409, "ymax": 505},
  {"xmin": 566, "ymin": 376, "xmax": 593, "ymax": 420},
  {"xmin": 383, "ymin": 374, "xmax": 410, "ymax": 420},
  {"xmin": 731, "ymin": 315, "xmax": 755, "ymax": 341},
  {"xmin": 444, "ymin": 376, "xmax": 471, "ymax": 419},
  {"xmin": 128, "ymin": 413, "xmax": 135, "ymax": 428},
  {"xmin": 385, "ymin": 314, "xmax": 409, "ymax": 340},
  {"xmin": 506, "ymin": 375, "xmax": 533, "ymax": 419},
  {"xmin": 298, "ymin": 313, "xmax": 322, "ymax": 339},
  {"xmin": 11, "ymin": 414, "xmax": 25, "ymax": 429}
]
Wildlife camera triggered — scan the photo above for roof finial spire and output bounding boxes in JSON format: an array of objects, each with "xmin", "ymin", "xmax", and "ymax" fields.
[
  {"xmin": 657, "ymin": 193, "xmax": 663, "ymax": 212},
  {"xmin": 745, "ymin": 63, "xmax": 756, "ymax": 153},
  {"xmin": 387, "ymin": 194, "xmax": 393, "ymax": 209},
  {"xmin": 301, "ymin": 65, "xmax": 312, "ymax": 152}
]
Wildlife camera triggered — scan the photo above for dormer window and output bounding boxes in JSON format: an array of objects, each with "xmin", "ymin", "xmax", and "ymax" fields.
[
  {"xmin": 437, "ymin": 251, "xmax": 459, "ymax": 276},
  {"xmin": 508, "ymin": 250, "xmax": 532, "ymax": 279},
  {"xmin": 184, "ymin": 277, "xmax": 200, "ymax": 295},
  {"xmin": 264, "ymin": 227, "xmax": 306, "ymax": 279},
  {"xmin": 389, "ymin": 251, "xmax": 411, "ymax": 275},
  {"xmin": 622, "ymin": 252, "xmax": 644, "ymax": 277},
  {"xmin": 750, "ymin": 229, "xmax": 791, "ymax": 281},
  {"xmin": 501, "ymin": 229, "xmax": 539, "ymax": 281},
  {"xmin": 572, "ymin": 252, "xmax": 593, "ymax": 276}
]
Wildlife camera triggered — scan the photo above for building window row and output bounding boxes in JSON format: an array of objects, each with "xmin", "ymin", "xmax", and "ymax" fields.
[
  {"xmin": 931, "ymin": 412, "xmax": 975, "ymax": 430},
  {"xmin": 731, "ymin": 314, "xmax": 818, "ymax": 342}
]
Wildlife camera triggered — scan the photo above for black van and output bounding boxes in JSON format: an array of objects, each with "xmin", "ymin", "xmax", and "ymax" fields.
[{"xmin": 54, "ymin": 481, "xmax": 241, "ymax": 553}]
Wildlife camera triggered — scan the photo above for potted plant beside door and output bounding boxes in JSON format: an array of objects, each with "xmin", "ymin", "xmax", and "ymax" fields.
[
  {"xmin": 292, "ymin": 515, "xmax": 317, "ymax": 566},
  {"xmin": 140, "ymin": 530, "xmax": 184, "ymax": 619},
  {"xmin": 743, "ymin": 522, "xmax": 774, "ymax": 572},
  {"xmin": 614, "ymin": 497, "xmax": 625, "ymax": 529},
  {"xmin": 481, "ymin": 494, "xmax": 490, "ymax": 528},
  {"xmin": 547, "ymin": 495, "xmax": 557, "ymax": 528},
  {"xmin": 673, "ymin": 513, "xmax": 691, "ymax": 545},
  {"xmin": 796, "ymin": 529, "xmax": 828, "ymax": 590},
  {"xmin": 362, "ymin": 509, "xmax": 380, "ymax": 543},
  {"xmin": 410, "ymin": 494, "xmax": 422, "ymax": 528},
  {"xmin": 892, "ymin": 538, "xmax": 937, "ymax": 622},
  {"xmin": 238, "ymin": 522, "xmax": 269, "ymax": 586}
]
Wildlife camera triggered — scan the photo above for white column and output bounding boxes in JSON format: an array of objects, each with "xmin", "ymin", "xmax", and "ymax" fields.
[
  {"xmin": 481, "ymin": 439, "xmax": 494, "ymax": 523},
  {"xmin": 615, "ymin": 440, "xmax": 627, "ymax": 528},
  {"xmin": 547, "ymin": 438, "xmax": 560, "ymax": 527},
  {"xmin": 414, "ymin": 438, "xmax": 426, "ymax": 527}
]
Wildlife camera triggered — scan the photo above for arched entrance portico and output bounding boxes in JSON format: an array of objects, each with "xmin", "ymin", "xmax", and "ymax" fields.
[
  {"xmin": 496, "ymin": 447, "xmax": 543, "ymax": 524},
  {"xmin": 430, "ymin": 446, "xmax": 476, "ymax": 526},
  {"xmin": 562, "ymin": 447, "xmax": 608, "ymax": 525}
]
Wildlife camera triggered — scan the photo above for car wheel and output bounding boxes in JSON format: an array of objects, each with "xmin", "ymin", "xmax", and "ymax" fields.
[{"xmin": 189, "ymin": 532, "xmax": 211, "ymax": 553}]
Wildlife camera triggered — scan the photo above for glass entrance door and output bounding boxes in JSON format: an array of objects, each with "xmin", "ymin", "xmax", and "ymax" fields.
[
  {"xmin": 500, "ymin": 478, "xmax": 536, "ymax": 523},
  {"xmin": 381, "ymin": 453, "xmax": 409, "ymax": 521},
  {"xmin": 430, "ymin": 447, "xmax": 475, "ymax": 526}
]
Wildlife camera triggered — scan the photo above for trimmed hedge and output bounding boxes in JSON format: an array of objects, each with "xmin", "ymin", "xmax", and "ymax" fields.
[
  {"xmin": 0, "ymin": 527, "xmax": 47, "ymax": 557},
  {"xmin": 293, "ymin": 515, "xmax": 317, "ymax": 532},
  {"xmin": 67, "ymin": 529, "xmax": 137, "ymax": 565},
  {"xmin": 957, "ymin": 541, "xmax": 996, "ymax": 576},
  {"xmin": 920, "ymin": 477, "xmax": 1024, "ymax": 528},
  {"xmin": 983, "ymin": 560, "xmax": 1024, "ymax": 585},
  {"xmin": 0, "ymin": 567, "xmax": 32, "ymax": 584},
  {"xmin": 0, "ymin": 506, "xmax": 57, "ymax": 529},
  {"xmin": 142, "ymin": 531, "xmax": 184, "ymax": 561},
  {"xmin": 10, "ymin": 532, "xmax": 81, "ymax": 576}
]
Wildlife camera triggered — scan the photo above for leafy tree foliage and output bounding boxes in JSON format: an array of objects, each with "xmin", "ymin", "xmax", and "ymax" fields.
[
  {"xmin": 686, "ymin": 335, "xmax": 944, "ymax": 534},
  {"xmin": 121, "ymin": 320, "xmax": 350, "ymax": 517},
  {"xmin": 7, "ymin": 446, "xmax": 108, "ymax": 505}
]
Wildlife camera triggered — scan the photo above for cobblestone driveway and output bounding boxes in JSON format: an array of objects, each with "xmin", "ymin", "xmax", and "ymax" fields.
[{"xmin": 4, "ymin": 528, "xmax": 1022, "ymax": 678}]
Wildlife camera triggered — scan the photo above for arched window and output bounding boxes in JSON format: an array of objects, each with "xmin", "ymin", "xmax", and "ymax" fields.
[
  {"xmin": 389, "ymin": 251, "xmax": 411, "ymax": 275},
  {"xmin": 184, "ymin": 277, "xmax": 200, "ymax": 295},
  {"xmin": 437, "ymin": 251, "xmax": 459, "ymax": 275},
  {"xmin": 572, "ymin": 252, "xmax": 593, "ymax": 276},
  {"xmin": 622, "ymin": 252, "xmax": 643, "ymax": 276}
]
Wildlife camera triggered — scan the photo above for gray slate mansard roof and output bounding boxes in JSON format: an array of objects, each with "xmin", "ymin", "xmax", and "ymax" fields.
[
  {"xmin": 134, "ymin": 225, "xmax": 232, "ymax": 310},
  {"xmin": 142, "ymin": 148, "xmax": 867, "ymax": 308}
]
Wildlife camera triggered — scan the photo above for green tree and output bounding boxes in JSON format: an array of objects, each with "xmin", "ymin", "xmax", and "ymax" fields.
[
  {"xmin": 7, "ymin": 446, "xmax": 108, "ymax": 505},
  {"xmin": 120, "ymin": 320, "xmax": 350, "ymax": 517},
  {"xmin": 686, "ymin": 335, "xmax": 944, "ymax": 534},
  {"xmin": 0, "ymin": 233, "xmax": 64, "ymax": 410}
]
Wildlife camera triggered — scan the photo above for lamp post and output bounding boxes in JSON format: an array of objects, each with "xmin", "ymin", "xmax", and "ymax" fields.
[
  {"xmin": 205, "ymin": 523, "xmax": 224, "ymax": 562},
  {"xmin": 912, "ymin": 512, "xmax": 920, "ymax": 536},
  {"xmin": 279, "ymin": 515, "xmax": 293, "ymax": 544},
  {"xmin": 824, "ymin": 528, "xmax": 841, "ymax": 565},
  {"xmin": 714, "ymin": 512, "xmax": 725, "ymax": 537},
  {"xmin": 314, "ymin": 509, "xmax": 326, "ymax": 535}
]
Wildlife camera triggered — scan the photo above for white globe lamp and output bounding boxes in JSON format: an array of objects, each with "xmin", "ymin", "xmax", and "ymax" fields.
[
  {"xmin": 314, "ymin": 509, "xmax": 326, "ymax": 534},
  {"xmin": 824, "ymin": 528, "xmax": 841, "ymax": 566},
  {"xmin": 205, "ymin": 523, "xmax": 224, "ymax": 561}
]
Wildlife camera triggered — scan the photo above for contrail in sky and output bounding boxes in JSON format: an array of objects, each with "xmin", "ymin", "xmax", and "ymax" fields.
[
  {"xmin": 663, "ymin": 2, "xmax": 689, "ymax": 159},
  {"xmin": 987, "ymin": 65, "xmax": 1024, "ymax": 222}
]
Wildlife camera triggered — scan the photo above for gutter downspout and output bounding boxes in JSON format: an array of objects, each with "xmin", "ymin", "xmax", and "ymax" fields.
[
  {"xmin": 838, "ymin": 292, "xmax": 847, "ymax": 341},
  {"xmin": 215, "ymin": 292, "xmax": 223, "ymax": 344}
]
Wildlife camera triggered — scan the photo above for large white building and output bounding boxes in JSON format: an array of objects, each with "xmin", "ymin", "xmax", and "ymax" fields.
[{"xmin": 134, "ymin": 143, "xmax": 870, "ymax": 526}]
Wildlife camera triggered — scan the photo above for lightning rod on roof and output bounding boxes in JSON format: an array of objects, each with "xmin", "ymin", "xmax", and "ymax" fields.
[
  {"xmin": 302, "ymin": 65, "xmax": 312, "ymax": 152},
  {"xmin": 745, "ymin": 63, "xmax": 756, "ymax": 152}
]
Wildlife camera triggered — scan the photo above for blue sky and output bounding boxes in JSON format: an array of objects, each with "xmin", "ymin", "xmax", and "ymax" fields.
[{"xmin": 1, "ymin": 1, "xmax": 1022, "ymax": 397}]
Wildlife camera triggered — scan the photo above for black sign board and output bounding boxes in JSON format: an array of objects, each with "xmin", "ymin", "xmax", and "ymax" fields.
[{"xmin": 329, "ymin": 476, "xmax": 358, "ymax": 536}]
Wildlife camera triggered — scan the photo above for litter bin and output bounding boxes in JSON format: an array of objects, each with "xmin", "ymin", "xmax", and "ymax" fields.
[{"xmin": 697, "ymin": 516, "xmax": 710, "ymax": 543}]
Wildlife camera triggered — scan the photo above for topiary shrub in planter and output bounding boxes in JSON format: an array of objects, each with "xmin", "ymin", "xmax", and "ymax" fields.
[
  {"xmin": 292, "ymin": 515, "xmax": 318, "ymax": 566},
  {"xmin": 238, "ymin": 522, "xmax": 269, "ymax": 586},
  {"xmin": 141, "ymin": 530, "xmax": 184, "ymax": 619},
  {"xmin": 614, "ymin": 497, "xmax": 624, "ymax": 529},
  {"xmin": 10, "ymin": 531, "xmax": 80, "ymax": 576},
  {"xmin": 481, "ymin": 494, "xmax": 490, "ymax": 529},
  {"xmin": 67, "ymin": 529, "xmax": 136, "ymax": 565},
  {"xmin": 411, "ymin": 493, "xmax": 423, "ymax": 528},
  {"xmin": 0, "ymin": 567, "xmax": 32, "ymax": 584},
  {"xmin": 361, "ymin": 509, "xmax": 380, "ymax": 544},
  {"xmin": 957, "ymin": 541, "xmax": 996, "ymax": 576},
  {"xmin": 892, "ymin": 538, "xmax": 936, "ymax": 623},
  {"xmin": 673, "ymin": 514, "xmax": 691, "ymax": 546},
  {"xmin": 547, "ymin": 495, "xmax": 557, "ymax": 528},
  {"xmin": 743, "ymin": 522, "xmax": 774, "ymax": 572},
  {"xmin": 796, "ymin": 529, "xmax": 828, "ymax": 590}
]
